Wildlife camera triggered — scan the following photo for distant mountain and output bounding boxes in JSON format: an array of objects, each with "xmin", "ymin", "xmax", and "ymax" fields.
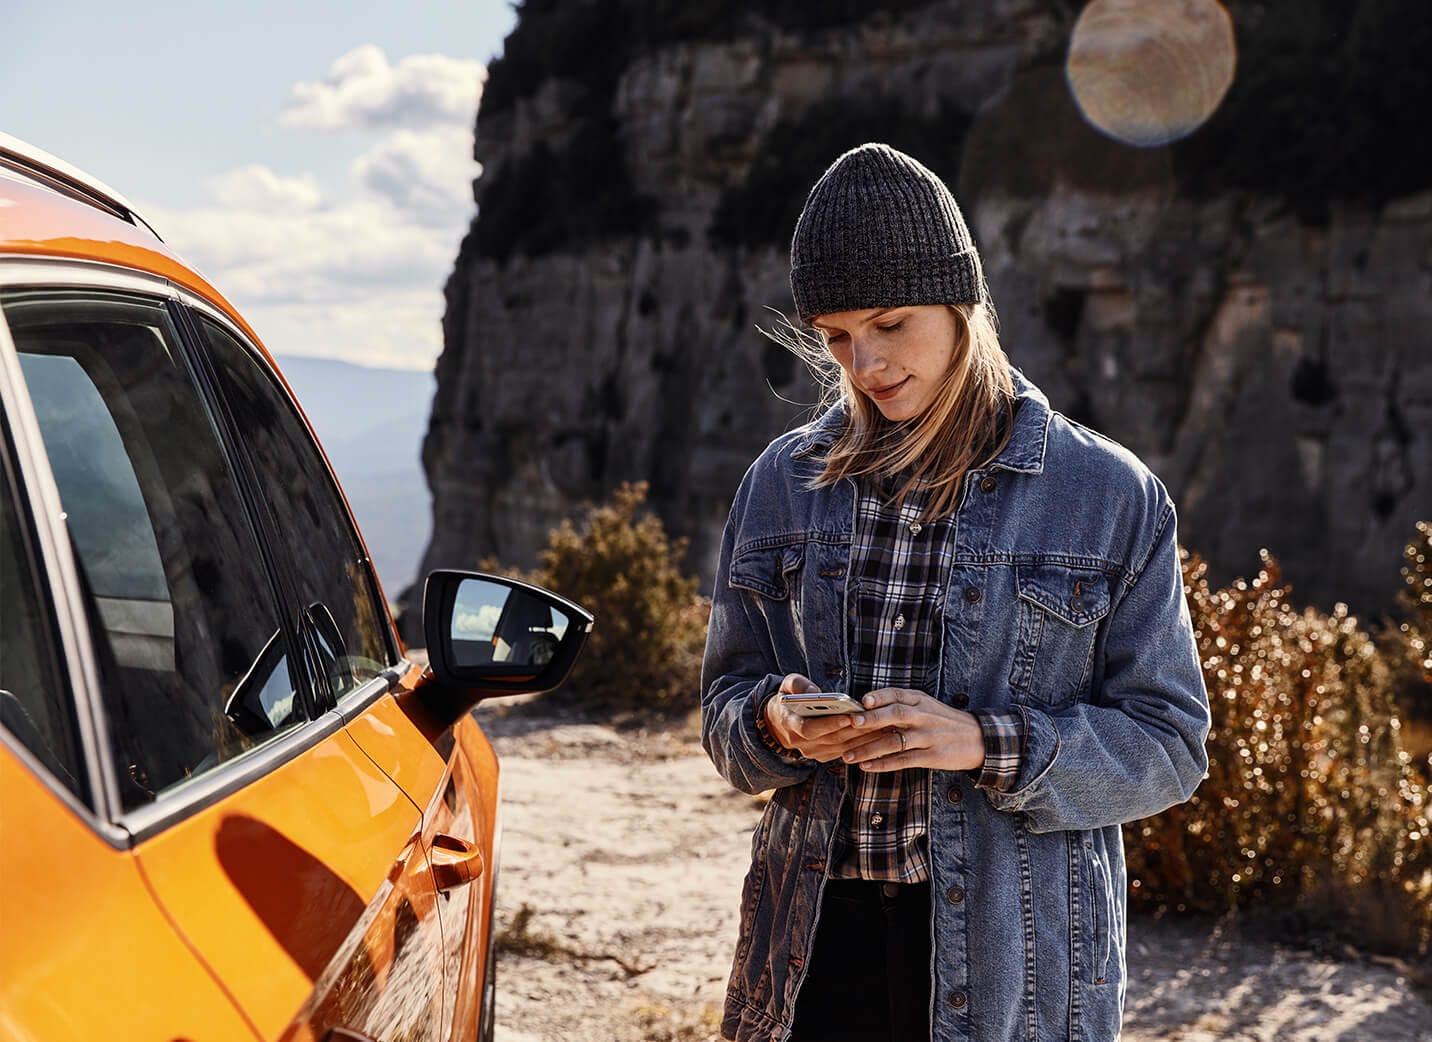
[{"xmin": 278, "ymin": 355, "xmax": 434, "ymax": 601}]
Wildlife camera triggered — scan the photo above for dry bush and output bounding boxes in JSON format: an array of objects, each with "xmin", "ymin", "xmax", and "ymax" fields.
[
  {"xmin": 1126, "ymin": 546, "xmax": 1432, "ymax": 959},
  {"xmin": 1382, "ymin": 521, "xmax": 1432, "ymax": 736},
  {"xmin": 524, "ymin": 482, "xmax": 710, "ymax": 715}
]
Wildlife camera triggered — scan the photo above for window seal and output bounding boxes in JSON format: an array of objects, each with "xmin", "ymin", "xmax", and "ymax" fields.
[{"xmin": 334, "ymin": 664, "xmax": 408, "ymax": 721}]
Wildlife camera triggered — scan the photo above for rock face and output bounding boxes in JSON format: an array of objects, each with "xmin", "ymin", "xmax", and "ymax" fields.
[{"xmin": 417, "ymin": 0, "xmax": 1431, "ymax": 622}]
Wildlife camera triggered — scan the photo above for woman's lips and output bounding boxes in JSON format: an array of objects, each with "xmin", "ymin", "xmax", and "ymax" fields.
[{"xmin": 865, "ymin": 377, "xmax": 909, "ymax": 401}]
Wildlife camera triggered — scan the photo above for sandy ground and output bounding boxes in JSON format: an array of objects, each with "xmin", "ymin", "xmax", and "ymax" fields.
[{"xmin": 474, "ymin": 704, "xmax": 1432, "ymax": 1042}]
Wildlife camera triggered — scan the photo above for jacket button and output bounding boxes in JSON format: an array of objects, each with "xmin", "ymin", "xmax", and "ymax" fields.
[
  {"xmin": 952, "ymin": 692, "xmax": 970, "ymax": 708},
  {"xmin": 979, "ymin": 476, "xmax": 997, "ymax": 493},
  {"xmin": 964, "ymin": 587, "xmax": 982, "ymax": 603},
  {"xmin": 948, "ymin": 991, "xmax": 967, "ymax": 1009},
  {"xmin": 946, "ymin": 886, "xmax": 965, "ymax": 904},
  {"xmin": 946, "ymin": 786, "xmax": 962, "ymax": 805}
]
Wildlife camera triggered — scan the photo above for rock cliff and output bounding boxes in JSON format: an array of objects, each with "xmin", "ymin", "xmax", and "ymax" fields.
[{"xmin": 416, "ymin": 0, "xmax": 1431, "ymax": 621}]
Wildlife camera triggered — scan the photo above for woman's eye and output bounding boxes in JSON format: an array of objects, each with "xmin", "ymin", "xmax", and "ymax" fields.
[
  {"xmin": 825, "ymin": 332, "xmax": 848, "ymax": 345},
  {"xmin": 877, "ymin": 322, "xmax": 904, "ymax": 334}
]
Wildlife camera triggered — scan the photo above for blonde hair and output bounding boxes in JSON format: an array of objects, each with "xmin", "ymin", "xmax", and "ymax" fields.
[{"xmin": 775, "ymin": 303, "xmax": 1015, "ymax": 521}]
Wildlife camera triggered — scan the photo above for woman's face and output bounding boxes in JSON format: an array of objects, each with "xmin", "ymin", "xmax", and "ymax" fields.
[{"xmin": 812, "ymin": 304, "xmax": 959, "ymax": 422}]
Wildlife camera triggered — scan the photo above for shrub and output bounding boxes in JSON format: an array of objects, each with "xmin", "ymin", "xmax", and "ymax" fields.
[
  {"xmin": 1383, "ymin": 521, "xmax": 1432, "ymax": 725},
  {"xmin": 524, "ymin": 482, "xmax": 710, "ymax": 714},
  {"xmin": 1126, "ymin": 548, "xmax": 1432, "ymax": 959}
]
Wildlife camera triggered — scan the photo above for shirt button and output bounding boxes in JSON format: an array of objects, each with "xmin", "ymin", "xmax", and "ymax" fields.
[
  {"xmin": 870, "ymin": 813, "xmax": 884, "ymax": 827},
  {"xmin": 946, "ymin": 786, "xmax": 963, "ymax": 805},
  {"xmin": 947, "ymin": 886, "xmax": 965, "ymax": 904},
  {"xmin": 948, "ymin": 991, "xmax": 967, "ymax": 1010},
  {"xmin": 908, "ymin": 521, "xmax": 922, "ymax": 535},
  {"xmin": 980, "ymin": 476, "xmax": 998, "ymax": 493},
  {"xmin": 952, "ymin": 692, "xmax": 970, "ymax": 708},
  {"xmin": 964, "ymin": 586, "xmax": 982, "ymax": 604},
  {"xmin": 892, "ymin": 613, "xmax": 906, "ymax": 631}
]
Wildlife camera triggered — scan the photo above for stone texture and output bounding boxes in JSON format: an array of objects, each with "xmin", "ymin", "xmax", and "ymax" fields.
[{"xmin": 415, "ymin": 3, "xmax": 1430, "ymax": 623}]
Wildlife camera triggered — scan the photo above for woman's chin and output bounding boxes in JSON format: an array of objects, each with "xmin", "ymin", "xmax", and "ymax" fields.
[{"xmin": 873, "ymin": 400, "xmax": 918, "ymax": 422}]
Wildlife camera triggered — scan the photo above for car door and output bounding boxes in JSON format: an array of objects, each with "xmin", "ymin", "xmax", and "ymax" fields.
[
  {"xmin": 0, "ymin": 274, "xmax": 450, "ymax": 1041},
  {"xmin": 188, "ymin": 303, "xmax": 490, "ymax": 1040}
]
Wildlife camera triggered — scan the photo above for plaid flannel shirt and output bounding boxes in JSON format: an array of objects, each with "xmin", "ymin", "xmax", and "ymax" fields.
[{"xmin": 830, "ymin": 478, "xmax": 1027, "ymax": 882}]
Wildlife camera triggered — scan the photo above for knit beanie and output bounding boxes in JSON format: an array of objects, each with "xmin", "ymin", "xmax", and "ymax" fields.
[{"xmin": 789, "ymin": 142, "xmax": 984, "ymax": 322}]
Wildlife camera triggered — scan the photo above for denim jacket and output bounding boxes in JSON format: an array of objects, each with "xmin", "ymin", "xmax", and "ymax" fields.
[{"xmin": 700, "ymin": 369, "xmax": 1210, "ymax": 1042}]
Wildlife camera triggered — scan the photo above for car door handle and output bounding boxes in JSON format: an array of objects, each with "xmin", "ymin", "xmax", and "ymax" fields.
[{"xmin": 431, "ymin": 832, "xmax": 484, "ymax": 891}]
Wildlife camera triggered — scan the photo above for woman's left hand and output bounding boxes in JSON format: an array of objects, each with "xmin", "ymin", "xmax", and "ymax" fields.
[{"xmin": 843, "ymin": 688, "xmax": 985, "ymax": 773}]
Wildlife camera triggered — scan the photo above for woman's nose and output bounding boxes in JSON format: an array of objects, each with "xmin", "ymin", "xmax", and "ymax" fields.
[{"xmin": 849, "ymin": 337, "xmax": 886, "ymax": 379}]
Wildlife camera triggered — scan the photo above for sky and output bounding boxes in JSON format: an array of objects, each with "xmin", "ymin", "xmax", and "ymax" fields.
[{"xmin": 1, "ymin": 1, "xmax": 517, "ymax": 371}]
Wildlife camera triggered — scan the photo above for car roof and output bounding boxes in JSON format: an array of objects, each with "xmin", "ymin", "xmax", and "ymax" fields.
[{"xmin": 0, "ymin": 132, "xmax": 261, "ymax": 346}]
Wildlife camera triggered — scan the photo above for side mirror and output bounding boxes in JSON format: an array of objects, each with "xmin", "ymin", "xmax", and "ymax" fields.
[{"xmin": 422, "ymin": 570, "xmax": 593, "ymax": 700}]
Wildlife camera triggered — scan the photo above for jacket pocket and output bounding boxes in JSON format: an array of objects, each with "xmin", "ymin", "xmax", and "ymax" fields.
[
  {"xmin": 1079, "ymin": 833, "xmax": 1114, "ymax": 986},
  {"xmin": 1008, "ymin": 563, "xmax": 1110, "ymax": 707},
  {"xmin": 732, "ymin": 805, "xmax": 775, "ymax": 966},
  {"xmin": 730, "ymin": 540, "xmax": 805, "ymax": 601}
]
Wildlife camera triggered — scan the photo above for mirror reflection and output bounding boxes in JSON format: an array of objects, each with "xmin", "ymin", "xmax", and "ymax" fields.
[{"xmin": 450, "ymin": 579, "xmax": 570, "ymax": 669}]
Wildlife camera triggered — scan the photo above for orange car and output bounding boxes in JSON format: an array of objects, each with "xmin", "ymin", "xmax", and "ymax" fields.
[{"xmin": 0, "ymin": 133, "xmax": 591, "ymax": 1042}]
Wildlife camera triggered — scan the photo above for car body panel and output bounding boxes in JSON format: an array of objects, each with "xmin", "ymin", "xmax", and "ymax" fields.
[
  {"xmin": 0, "ymin": 742, "xmax": 257, "ymax": 1042},
  {"xmin": 341, "ymin": 675, "xmax": 501, "ymax": 1040},
  {"xmin": 132, "ymin": 727, "xmax": 447, "ymax": 1040}
]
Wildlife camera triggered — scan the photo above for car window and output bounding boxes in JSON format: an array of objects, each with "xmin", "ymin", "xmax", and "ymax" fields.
[
  {"xmin": 194, "ymin": 315, "xmax": 394, "ymax": 705},
  {"xmin": 1, "ymin": 289, "xmax": 305, "ymax": 810},
  {"xmin": 0, "ymin": 429, "xmax": 87, "ymax": 801}
]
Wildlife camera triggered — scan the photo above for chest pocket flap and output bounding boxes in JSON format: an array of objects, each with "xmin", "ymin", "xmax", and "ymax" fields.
[
  {"xmin": 730, "ymin": 541, "xmax": 805, "ymax": 601},
  {"xmin": 1016, "ymin": 563, "xmax": 1111, "ymax": 627},
  {"xmin": 1010, "ymin": 563, "xmax": 1112, "ymax": 706}
]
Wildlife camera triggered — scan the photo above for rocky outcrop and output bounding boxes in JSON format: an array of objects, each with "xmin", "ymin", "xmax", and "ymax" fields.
[{"xmin": 417, "ymin": 0, "xmax": 1430, "ymax": 621}]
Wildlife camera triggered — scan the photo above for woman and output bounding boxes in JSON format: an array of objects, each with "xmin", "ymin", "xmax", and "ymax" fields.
[{"xmin": 700, "ymin": 143, "xmax": 1211, "ymax": 1042}]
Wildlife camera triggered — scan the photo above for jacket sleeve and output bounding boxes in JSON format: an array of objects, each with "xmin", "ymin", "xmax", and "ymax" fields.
[
  {"xmin": 983, "ymin": 500, "xmax": 1211, "ymax": 832},
  {"xmin": 700, "ymin": 501, "xmax": 820, "ymax": 796}
]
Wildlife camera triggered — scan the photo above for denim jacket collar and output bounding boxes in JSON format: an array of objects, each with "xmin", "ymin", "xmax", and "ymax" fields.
[{"xmin": 788, "ymin": 365, "xmax": 1053, "ymax": 473}]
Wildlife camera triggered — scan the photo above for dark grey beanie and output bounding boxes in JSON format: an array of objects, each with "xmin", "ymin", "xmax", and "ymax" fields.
[{"xmin": 789, "ymin": 142, "xmax": 984, "ymax": 322}]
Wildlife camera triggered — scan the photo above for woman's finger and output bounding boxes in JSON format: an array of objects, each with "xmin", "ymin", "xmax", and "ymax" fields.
[
  {"xmin": 860, "ymin": 687, "xmax": 927, "ymax": 709},
  {"xmin": 856, "ymin": 747, "xmax": 923, "ymax": 772}
]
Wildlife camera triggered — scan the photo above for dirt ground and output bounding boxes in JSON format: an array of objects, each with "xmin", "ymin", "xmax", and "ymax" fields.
[{"xmin": 474, "ymin": 703, "xmax": 1432, "ymax": 1042}]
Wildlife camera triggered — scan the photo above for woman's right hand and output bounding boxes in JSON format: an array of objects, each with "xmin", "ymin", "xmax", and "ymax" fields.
[{"xmin": 761, "ymin": 673, "xmax": 869, "ymax": 762}]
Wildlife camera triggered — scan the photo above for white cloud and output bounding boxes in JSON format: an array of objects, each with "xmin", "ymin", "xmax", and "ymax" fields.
[
  {"xmin": 281, "ymin": 45, "xmax": 485, "ymax": 131},
  {"xmin": 353, "ymin": 126, "xmax": 477, "ymax": 226},
  {"xmin": 140, "ymin": 192, "xmax": 461, "ymax": 370},
  {"xmin": 209, "ymin": 165, "xmax": 322, "ymax": 212}
]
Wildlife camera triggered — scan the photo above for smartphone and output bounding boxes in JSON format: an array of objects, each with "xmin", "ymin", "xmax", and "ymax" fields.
[{"xmin": 779, "ymin": 692, "xmax": 865, "ymax": 717}]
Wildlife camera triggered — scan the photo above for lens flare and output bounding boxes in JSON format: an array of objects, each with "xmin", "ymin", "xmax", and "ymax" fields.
[{"xmin": 1066, "ymin": 0, "xmax": 1237, "ymax": 148}]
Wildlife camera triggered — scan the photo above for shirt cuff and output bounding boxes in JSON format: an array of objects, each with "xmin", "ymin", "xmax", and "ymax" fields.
[{"xmin": 970, "ymin": 707, "xmax": 1028, "ymax": 792}]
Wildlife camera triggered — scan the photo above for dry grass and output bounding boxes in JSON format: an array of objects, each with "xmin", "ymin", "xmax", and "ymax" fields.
[
  {"xmin": 623, "ymin": 1001, "xmax": 723, "ymax": 1042},
  {"xmin": 493, "ymin": 902, "xmax": 654, "ymax": 977}
]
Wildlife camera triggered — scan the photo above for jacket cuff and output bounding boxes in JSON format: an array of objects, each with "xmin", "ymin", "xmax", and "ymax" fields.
[{"xmin": 970, "ymin": 707, "xmax": 1027, "ymax": 792}]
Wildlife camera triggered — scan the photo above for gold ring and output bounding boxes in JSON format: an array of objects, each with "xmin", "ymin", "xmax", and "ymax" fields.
[{"xmin": 897, "ymin": 730, "xmax": 907, "ymax": 753}]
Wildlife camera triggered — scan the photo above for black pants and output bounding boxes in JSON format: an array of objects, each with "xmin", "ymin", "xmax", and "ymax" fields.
[{"xmin": 789, "ymin": 879, "xmax": 933, "ymax": 1042}]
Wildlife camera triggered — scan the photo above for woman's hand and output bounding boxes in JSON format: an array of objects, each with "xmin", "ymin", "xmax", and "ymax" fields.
[
  {"xmin": 762, "ymin": 674, "xmax": 878, "ymax": 762},
  {"xmin": 842, "ymin": 688, "xmax": 985, "ymax": 773}
]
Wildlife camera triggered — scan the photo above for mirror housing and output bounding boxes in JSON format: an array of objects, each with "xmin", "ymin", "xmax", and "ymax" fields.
[{"xmin": 422, "ymin": 570, "xmax": 593, "ymax": 701}]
